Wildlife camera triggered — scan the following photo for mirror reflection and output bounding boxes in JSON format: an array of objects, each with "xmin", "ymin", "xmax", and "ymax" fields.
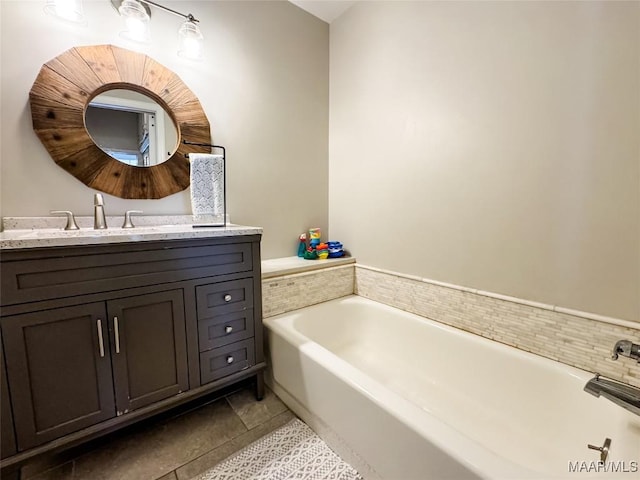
[{"xmin": 85, "ymin": 89, "xmax": 178, "ymax": 167}]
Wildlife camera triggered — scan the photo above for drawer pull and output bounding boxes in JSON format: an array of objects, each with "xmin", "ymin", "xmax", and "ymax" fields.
[
  {"xmin": 224, "ymin": 294, "xmax": 232, "ymax": 302},
  {"xmin": 226, "ymin": 355, "xmax": 234, "ymax": 364},
  {"xmin": 97, "ymin": 319, "xmax": 105, "ymax": 358},
  {"xmin": 114, "ymin": 316, "xmax": 121, "ymax": 354},
  {"xmin": 225, "ymin": 325, "xmax": 233, "ymax": 334}
]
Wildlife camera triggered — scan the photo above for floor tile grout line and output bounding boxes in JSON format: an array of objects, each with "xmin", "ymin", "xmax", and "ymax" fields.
[
  {"xmin": 224, "ymin": 395, "xmax": 251, "ymax": 431},
  {"xmin": 151, "ymin": 394, "xmax": 253, "ymax": 480},
  {"xmin": 163, "ymin": 392, "xmax": 291, "ymax": 480},
  {"xmin": 169, "ymin": 409, "xmax": 294, "ymax": 480}
]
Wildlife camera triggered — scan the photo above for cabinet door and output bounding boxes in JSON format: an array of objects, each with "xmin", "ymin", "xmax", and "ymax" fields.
[
  {"xmin": 2, "ymin": 304, "xmax": 116, "ymax": 450},
  {"xmin": 108, "ymin": 290, "xmax": 188, "ymax": 414},
  {"xmin": 1, "ymin": 331, "xmax": 17, "ymax": 459}
]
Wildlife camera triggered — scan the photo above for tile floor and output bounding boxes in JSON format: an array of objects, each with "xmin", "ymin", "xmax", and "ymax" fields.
[{"xmin": 19, "ymin": 382, "xmax": 295, "ymax": 480}]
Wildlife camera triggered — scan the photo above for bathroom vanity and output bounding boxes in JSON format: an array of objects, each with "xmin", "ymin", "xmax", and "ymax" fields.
[{"xmin": 0, "ymin": 223, "xmax": 265, "ymax": 476}]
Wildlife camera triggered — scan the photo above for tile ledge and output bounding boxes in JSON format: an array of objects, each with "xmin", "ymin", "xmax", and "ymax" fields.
[
  {"xmin": 261, "ymin": 256, "xmax": 355, "ymax": 279},
  {"xmin": 355, "ymin": 264, "xmax": 639, "ymax": 330}
]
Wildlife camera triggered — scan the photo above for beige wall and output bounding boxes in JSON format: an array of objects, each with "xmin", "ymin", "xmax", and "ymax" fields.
[
  {"xmin": 0, "ymin": 0, "xmax": 329, "ymax": 259},
  {"xmin": 2, "ymin": 1, "xmax": 638, "ymax": 321},
  {"xmin": 329, "ymin": 1, "xmax": 640, "ymax": 321}
]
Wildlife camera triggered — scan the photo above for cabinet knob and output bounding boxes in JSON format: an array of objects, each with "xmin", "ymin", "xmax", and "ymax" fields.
[
  {"xmin": 224, "ymin": 294, "xmax": 232, "ymax": 302},
  {"xmin": 225, "ymin": 325, "xmax": 233, "ymax": 334},
  {"xmin": 226, "ymin": 355, "xmax": 234, "ymax": 364}
]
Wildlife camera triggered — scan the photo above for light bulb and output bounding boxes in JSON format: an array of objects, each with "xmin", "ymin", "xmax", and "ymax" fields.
[
  {"xmin": 124, "ymin": 16, "xmax": 149, "ymax": 42},
  {"xmin": 178, "ymin": 20, "xmax": 204, "ymax": 61},
  {"xmin": 44, "ymin": 0, "xmax": 85, "ymax": 23},
  {"xmin": 118, "ymin": 0, "xmax": 150, "ymax": 43}
]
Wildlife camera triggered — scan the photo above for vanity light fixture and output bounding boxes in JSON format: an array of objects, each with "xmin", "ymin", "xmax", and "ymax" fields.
[
  {"xmin": 44, "ymin": 0, "xmax": 85, "ymax": 23},
  {"xmin": 112, "ymin": 0, "xmax": 204, "ymax": 60}
]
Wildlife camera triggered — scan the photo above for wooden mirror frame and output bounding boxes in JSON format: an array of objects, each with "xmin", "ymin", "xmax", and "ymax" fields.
[{"xmin": 29, "ymin": 45, "xmax": 211, "ymax": 199}]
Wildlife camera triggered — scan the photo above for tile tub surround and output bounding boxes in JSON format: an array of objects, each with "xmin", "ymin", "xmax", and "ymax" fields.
[
  {"xmin": 355, "ymin": 265, "xmax": 640, "ymax": 389},
  {"xmin": 261, "ymin": 261, "xmax": 355, "ymax": 318},
  {"xmin": 259, "ymin": 258, "xmax": 638, "ymax": 389},
  {"xmin": 0, "ymin": 215, "xmax": 260, "ymax": 249}
]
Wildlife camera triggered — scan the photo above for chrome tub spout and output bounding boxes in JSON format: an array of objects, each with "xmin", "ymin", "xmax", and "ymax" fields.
[{"xmin": 584, "ymin": 374, "xmax": 640, "ymax": 417}]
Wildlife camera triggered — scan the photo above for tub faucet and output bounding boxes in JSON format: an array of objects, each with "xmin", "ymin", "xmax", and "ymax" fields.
[
  {"xmin": 584, "ymin": 374, "xmax": 640, "ymax": 417},
  {"xmin": 612, "ymin": 339, "xmax": 640, "ymax": 362},
  {"xmin": 94, "ymin": 193, "xmax": 107, "ymax": 229}
]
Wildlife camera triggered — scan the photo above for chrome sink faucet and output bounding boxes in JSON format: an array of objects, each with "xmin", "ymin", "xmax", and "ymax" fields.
[
  {"xmin": 50, "ymin": 210, "xmax": 79, "ymax": 230},
  {"xmin": 94, "ymin": 193, "xmax": 107, "ymax": 229},
  {"xmin": 612, "ymin": 339, "xmax": 640, "ymax": 362},
  {"xmin": 122, "ymin": 210, "xmax": 143, "ymax": 229}
]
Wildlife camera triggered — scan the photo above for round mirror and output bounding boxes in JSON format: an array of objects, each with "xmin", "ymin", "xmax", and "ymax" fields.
[
  {"xmin": 28, "ymin": 44, "xmax": 212, "ymax": 199},
  {"xmin": 85, "ymin": 89, "xmax": 179, "ymax": 167}
]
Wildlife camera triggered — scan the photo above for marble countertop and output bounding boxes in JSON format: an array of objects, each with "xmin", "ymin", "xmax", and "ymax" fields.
[{"xmin": 0, "ymin": 216, "xmax": 262, "ymax": 250}]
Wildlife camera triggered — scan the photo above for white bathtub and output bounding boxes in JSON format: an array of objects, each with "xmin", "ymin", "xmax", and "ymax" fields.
[{"xmin": 264, "ymin": 296, "xmax": 640, "ymax": 480}]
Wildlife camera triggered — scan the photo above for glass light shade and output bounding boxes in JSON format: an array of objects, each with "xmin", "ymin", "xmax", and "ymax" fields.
[
  {"xmin": 44, "ymin": 0, "xmax": 85, "ymax": 23},
  {"xmin": 118, "ymin": 0, "xmax": 150, "ymax": 43},
  {"xmin": 178, "ymin": 20, "xmax": 204, "ymax": 61}
]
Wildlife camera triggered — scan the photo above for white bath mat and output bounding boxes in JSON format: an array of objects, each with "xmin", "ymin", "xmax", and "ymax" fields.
[{"xmin": 193, "ymin": 418, "xmax": 363, "ymax": 480}]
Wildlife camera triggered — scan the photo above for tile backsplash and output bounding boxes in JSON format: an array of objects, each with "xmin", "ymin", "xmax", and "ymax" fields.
[
  {"xmin": 262, "ymin": 264, "xmax": 355, "ymax": 318},
  {"xmin": 355, "ymin": 265, "xmax": 640, "ymax": 388},
  {"xmin": 260, "ymin": 260, "xmax": 639, "ymax": 387}
]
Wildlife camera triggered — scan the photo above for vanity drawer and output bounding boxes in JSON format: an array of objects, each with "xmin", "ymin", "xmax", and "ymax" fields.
[
  {"xmin": 196, "ymin": 278, "xmax": 253, "ymax": 319},
  {"xmin": 1, "ymin": 240, "xmax": 253, "ymax": 306},
  {"xmin": 200, "ymin": 339, "xmax": 255, "ymax": 384},
  {"xmin": 198, "ymin": 309, "xmax": 254, "ymax": 351}
]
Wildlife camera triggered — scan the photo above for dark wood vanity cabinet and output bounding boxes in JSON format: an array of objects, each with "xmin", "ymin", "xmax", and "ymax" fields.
[
  {"xmin": 2, "ymin": 290, "xmax": 189, "ymax": 451},
  {"xmin": 108, "ymin": 290, "xmax": 189, "ymax": 415},
  {"xmin": 0, "ymin": 234, "xmax": 264, "ymax": 473},
  {"xmin": 2, "ymin": 303, "xmax": 117, "ymax": 450}
]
